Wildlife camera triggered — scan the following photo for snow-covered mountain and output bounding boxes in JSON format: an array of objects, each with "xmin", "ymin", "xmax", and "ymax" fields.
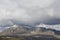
[
  {"xmin": 0, "ymin": 24, "xmax": 60, "ymax": 36},
  {"xmin": 35, "ymin": 23, "xmax": 60, "ymax": 31},
  {"xmin": 0, "ymin": 25, "xmax": 31, "ymax": 35}
]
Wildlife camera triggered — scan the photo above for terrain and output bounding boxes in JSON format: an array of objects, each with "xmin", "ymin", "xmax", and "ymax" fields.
[{"xmin": 0, "ymin": 25, "xmax": 60, "ymax": 40}]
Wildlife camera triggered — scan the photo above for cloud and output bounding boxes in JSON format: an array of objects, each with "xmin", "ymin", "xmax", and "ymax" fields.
[
  {"xmin": 15, "ymin": 0, "xmax": 54, "ymax": 8},
  {"xmin": 0, "ymin": 0, "xmax": 60, "ymax": 30}
]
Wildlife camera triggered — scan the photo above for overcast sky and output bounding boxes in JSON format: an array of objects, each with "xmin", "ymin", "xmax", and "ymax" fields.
[{"xmin": 0, "ymin": 0, "xmax": 60, "ymax": 31}]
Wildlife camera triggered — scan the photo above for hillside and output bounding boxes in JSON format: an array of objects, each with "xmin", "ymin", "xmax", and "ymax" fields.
[
  {"xmin": 0, "ymin": 25, "xmax": 31, "ymax": 35},
  {"xmin": 0, "ymin": 25, "xmax": 60, "ymax": 39}
]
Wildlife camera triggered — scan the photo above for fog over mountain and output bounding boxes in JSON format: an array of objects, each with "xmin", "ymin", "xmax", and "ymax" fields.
[{"xmin": 0, "ymin": 0, "xmax": 60, "ymax": 31}]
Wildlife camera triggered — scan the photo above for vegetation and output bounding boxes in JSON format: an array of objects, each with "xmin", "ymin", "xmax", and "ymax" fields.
[{"xmin": 0, "ymin": 36, "xmax": 23, "ymax": 40}]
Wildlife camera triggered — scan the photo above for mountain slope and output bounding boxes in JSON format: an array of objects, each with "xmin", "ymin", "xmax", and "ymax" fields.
[{"xmin": 0, "ymin": 25, "xmax": 31, "ymax": 35}]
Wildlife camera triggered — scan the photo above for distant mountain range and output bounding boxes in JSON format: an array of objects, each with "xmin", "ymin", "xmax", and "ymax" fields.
[{"xmin": 0, "ymin": 24, "xmax": 60, "ymax": 36}]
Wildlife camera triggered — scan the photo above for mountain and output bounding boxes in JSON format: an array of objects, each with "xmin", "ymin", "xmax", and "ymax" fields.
[
  {"xmin": 0, "ymin": 25, "xmax": 31, "ymax": 35},
  {"xmin": 52, "ymin": 30, "xmax": 60, "ymax": 35},
  {"xmin": 0, "ymin": 24, "xmax": 60, "ymax": 37}
]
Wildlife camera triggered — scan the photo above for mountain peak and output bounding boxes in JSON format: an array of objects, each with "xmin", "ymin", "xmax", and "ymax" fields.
[
  {"xmin": 35, "ymin": 23, "xmax": 47, "ymax": 28},
  {"xmin": 11, "ymin": 24, "xmax": 18, "ymax": 28}
]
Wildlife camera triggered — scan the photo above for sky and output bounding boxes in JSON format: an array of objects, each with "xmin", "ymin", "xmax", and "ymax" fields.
[{"xmin": 0, "ymin": 0, "xmax": 60, "ymax": 31}]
